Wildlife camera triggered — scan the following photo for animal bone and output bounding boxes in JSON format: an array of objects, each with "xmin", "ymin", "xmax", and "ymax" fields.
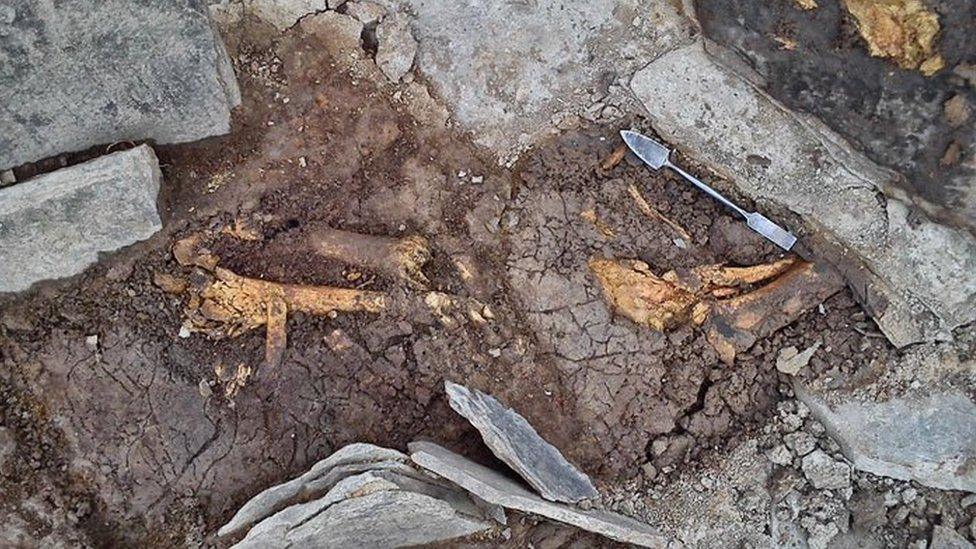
[
  {"xmin": 307, "ymin": 227, "xmax": 432, "ymax": 288},
  {"xmin": 588, "ymin": 257, "xmax": 796, "ymax": 331},
  {"xmin": 185, "ymin": 267, "xmax": 387, "ymax": 369}
]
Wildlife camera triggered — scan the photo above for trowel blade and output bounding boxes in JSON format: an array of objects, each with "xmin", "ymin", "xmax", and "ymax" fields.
[{"xmin": 620, "ymin": 130, "xmax": 669, "ymax": 169}]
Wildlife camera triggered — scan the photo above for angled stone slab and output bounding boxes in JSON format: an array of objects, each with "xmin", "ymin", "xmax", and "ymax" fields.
[
  {"xmin": 409, "ymin": 441, "xmax": 668, "ymax": 548},
  {"xmin": 444, "ymin": 381, "xmax": 597, "ymax": 503},
  {"xmin": 0, "ymin": 0, "xmax": 240, "ymax": 170},
  {"xmin": 795, "ymin": 344, "xmax": 976, "ymax": 493},
  {"xmin": 235, "ymin": 471, "xmax": 495, "ymax": 548},
  {"xmin": 0, "ymin": 146, "xmax": 161, "ymax": 293},
  {"xmin": 219, "ymin": 443, "xmax": 410, "ymax": 538},
  {"xmin": 629, "ymin": 42, "xmax": 976, "ymax": 347}
]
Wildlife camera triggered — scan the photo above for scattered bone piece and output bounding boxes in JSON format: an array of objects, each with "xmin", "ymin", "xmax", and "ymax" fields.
[
  {"xmin": 600, "ymin": 144, "xmax": 627, "ymax": 170},
  {"xmin": 308, "ymin": 227, "xmax": 432, "ymax": 288},
  {"xmin": 626, "ymin": 183, "xmax": 692, "ymax": 242},
  {"xmin": 153, "ymin": 272, "xmax": 187, "ymax": 294},
  {"xmin": 221, "ymin": 218, "xmax": 263, "ymax": 241},
  {"xmin": 704, "ymin": 261, "xmax": 842, "ymax": 364},
  {"xmin": 843, "ymin": 0, "xmax": 944, "ymax": 75},
  {"xmin": 580, "ymin": 209, "xmax": 616, "ymax": 238},
  {"xmin": 664, "ymin": 257, "xmax": 796, "ymax": 294},
  {"xmin": 173, "ymin": 234, "xmax": 219, "ymax": 270}
]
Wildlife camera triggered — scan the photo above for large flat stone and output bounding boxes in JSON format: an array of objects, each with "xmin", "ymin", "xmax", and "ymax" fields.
[
  {"xmin": 445, "ymin": 381, "xmax": 597, "ymax": 503},
  {"xmin": 795, "ymin": 344, "xmax": 976, "ymax": 493},
  {"xmin": 382, "ymin": 0, "xmax": 695, "ymax": 162},
  {"xmin": 0, "ymin": 0, "xmax": 240, "ymax": 170},
  {"xmin": 409, "ymin": 441, "xmax": 668, "ymax": 548},
  {"xmin": 218, "ymin": 443, "xmax": 411, "ymax": 538},
  {"xmin": 235, "ymin": 470, "xmax": 496, "ymax": 548},
  {"xmin": 0, "ymin": 146, "xmax": 162, "ymax": 293},
  {"xmin": 629, "ymin": 42, "xmax": 976, "ymax": 347}
]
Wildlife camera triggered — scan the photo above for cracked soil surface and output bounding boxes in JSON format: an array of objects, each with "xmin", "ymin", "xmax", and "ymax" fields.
[{"xmin": 0, "ymin": 16, "xmax": 900, "ymax": 547}]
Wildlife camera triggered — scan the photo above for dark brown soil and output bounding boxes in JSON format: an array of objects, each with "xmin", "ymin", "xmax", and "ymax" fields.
[{"xmin": 0, "ymin": 18, "xmax": 890, "ymax": 547}]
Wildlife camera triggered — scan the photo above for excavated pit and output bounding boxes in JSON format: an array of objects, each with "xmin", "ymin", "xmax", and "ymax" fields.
[{"xmin": 0, "ymin": 18, "xmax": 894, "ymax": 546}]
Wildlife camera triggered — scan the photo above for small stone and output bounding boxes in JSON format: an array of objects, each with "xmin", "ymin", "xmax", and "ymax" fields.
[
  {"xmin": 488, "ymin": 348, "xmax": 502, "ymax": 358},
  {"xmin": 960, "ymin": 494, "xmax": 976, "ymax": 508},
  {"xmin": 944, "ymin": 95, "xmax": 973, "ymax": 128},
  {"xmin": 766, "ymin": 444, "xmax": 793, "ymax": 466},
  {"xmin": 471, "ymin": 175, "xmax": 484, "ymax": 184},
  {"xmin": 0, "ymin": 169, "xmax": 15, "ymax": 186},
  {"xmin": 651, "ymin": 439, "xmax": 668, "ymax": 456},
  {"xmin": 784, "ymin": 432, "xmax": 817, "ymax": 456},
  {"xmin": 345, "ymin": 1, "xmax": 386, "ymax": 24},
  {"xmin": 375, "ymin": 13, "xmax": 417, "ymax": 82},
  {"xmin": 640, "ymin": 463, "xmax": 657, "ymax": 480},
  {"xmin": 801, "ymin": 450, "xmax": 851, "ymax": 490},
  {"xmin": 84, "ymin": 335, "xmax": 99, "ymax": 352},
  {"xmin": 179, "ymin": 325, "xmax": 192, "ymax": 339},
  {"xmin": 198, "ymin": 380, "xmax": 213, "ymax": 399},
  {"xmin": 901, "ymin": 487, "xmax": 918, "ymax": 504},
  {"xmin": 930, "ymin": 524, "xmax": 975, "ymax": 549},
  {"xmin": 776, "ymin": 341, "xmax": 820, "ymax": 375}
]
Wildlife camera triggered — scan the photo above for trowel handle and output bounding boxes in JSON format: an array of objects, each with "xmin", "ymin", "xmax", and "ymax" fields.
[{"xmin": 665, "ymin": 160, "xmax": 748, "ymax": 219}]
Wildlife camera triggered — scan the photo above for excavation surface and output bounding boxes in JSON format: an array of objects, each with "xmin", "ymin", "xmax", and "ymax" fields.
[{"xmin": 0, "ymin": 21, "xmax": 889, "ymax": 546}]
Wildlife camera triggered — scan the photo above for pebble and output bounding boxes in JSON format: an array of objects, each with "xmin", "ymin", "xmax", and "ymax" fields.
[
  {"xmin": 784, "ymin": 432, "xmax": 817, "ymax": 456},
  {"xmin": 766, "ymin": 444, "xmax": 793, "ymax": 466},
  {"xmin": 801, "ymin": 450, "xmax": 851, "ymax": 490},
  {"xmin": 84, "ymin": 334, "xmax": 99, "ymax": 351},
  {"xmin": 960, "ymin": 494, "xmax": 976, "ymax": 508},
  {"xmin": 640, "ymin": 462, "xmax": 658, "ymax": 480}
]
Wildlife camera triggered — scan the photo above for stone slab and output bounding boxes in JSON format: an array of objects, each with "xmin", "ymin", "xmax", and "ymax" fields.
[
  {"xmin": 0, "ymin": 0, "xmax": 240, "ymax": 170},
  {"xmin": 795, "ymin": 344, "xmax": 976, "ymax": 493},
  {"xmin": 0, "ymin": 146, "xmax": 162, "ymax": 293},
  {"xmin": 409, "ymin": 441, "xmax": 668, "ymax": 548},
  {"xmin": 445, "ymin": 381, "xmax": 597, "ymax": 503},
  {"xmin": 629, "ymin": 42, "xmax": 976, "ymax": 347}
]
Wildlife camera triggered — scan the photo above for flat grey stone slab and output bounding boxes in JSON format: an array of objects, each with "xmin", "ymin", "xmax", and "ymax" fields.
[
  {"xmin": 235, "ymin": 471, "xmax": 495, "ymax": 548},
  {"xmin": 629, "ymin": 42, "xmax": 976, "ymax": 347},
  {"xmin": 795, "ymin": 344, "xmax": 976, "ymax": 493},
  {"xmin": 445, "ymin": 381, "xmax": 597, "ymax": 503},
  {"xmin": 0, "ymin": 146, "xmax": 162, "ymax": 293},
  {"xmin": 219, "ymin": 443, "xmax": 410, "ymax": 538},
  {"xmin": 0, "ymin": 0, "xmax": 240, "ymax": 170},
  {"xmin": 410, "ymin": 441, "xmax": 668, "ymax": 548},
  {"xmin": 383, "ymin": 0, "xmax": 695, "ymax": 162},
  {"xmin": 930, "ymin": 525, "xmax": 976, "ymax": 549}
]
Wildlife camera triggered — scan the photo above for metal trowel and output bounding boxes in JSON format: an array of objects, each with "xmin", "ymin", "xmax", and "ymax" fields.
[{"xmin": 621, "ymin": 130, "xmax": 797, "ymax": 251}]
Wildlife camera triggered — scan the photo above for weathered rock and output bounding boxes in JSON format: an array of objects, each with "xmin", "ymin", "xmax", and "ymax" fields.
[
  {"xmin": 444, "ymin": 381, "xmax": 597, "ymax": 503},
  {"xmin": 345, "ymin": 1, "xmax": 386, "ymax": 25},
  {"xmin": 385, "ymin": 0, "xmax": 696, "ymax": 161},
  {"xmin": 0, "ymin": 0, "xmax": 240, "ymax": 170},
  {"xmin": 801, "ymin": 450, "xmax": 851, "ymax": 490},
  {"xmin": 409, "ymin": 441, "xmax": 668, "ymax": 548},
  {"xmin": 795, "ymin": 343, "xmax": 976, "ymax": 492},
  {"xmin": 776, "ymin": 342, "xmax": 821, "ymax": 375},
  {"xmin": 241, "ymin": 0, "xmax": 328, "ymax": 30},
  {"xmin": 629, "ymin": 42, "xmax": 976, "ymax": 347},
  {"xmin": 235, "ymin": 470, "xmax": 496, "ymax": 548},
  {"xmin": 375, "ymin": 13, "xmax": 417, "ymax": 82},
  {"xmin": 219, "ymin": 443, "xmax": 411, "ymax": 538},
  {"xmin": 0, "ymin": 146, "xmax": 162, "ymax": 293},
  {"xmin": 930, "ymin": 525, "xmax": 976, "ymax": 549}
]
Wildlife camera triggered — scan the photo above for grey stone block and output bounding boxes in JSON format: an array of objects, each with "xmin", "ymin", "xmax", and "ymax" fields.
[
  {"xmin": 0, "ymin": 0, "xmax": 241, "ymax": 170},
  {"xmin": 629, "ymin": 42, "xmax": 976, "ymax": 347},
  {"xmin": 219, "ymin": 443, "xmax": 411, "ymax": 538},
  {"xmin": 795, "ymin": 344, "xmax": 976, "ymax": 493},
  {"xmin": 409, "ymin": 441, "xmax": 668, "ymax": 548},
  {"xmin": 0, "ymin": 145, "xmax": 162, "ymax": 293},
  {"xmin": 445, "ymin": 381, "xmax": 598, "ymax": 503},
  {"xmin": 235, "ymin": 471, "xmax": 495, "ymax": 548}
]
